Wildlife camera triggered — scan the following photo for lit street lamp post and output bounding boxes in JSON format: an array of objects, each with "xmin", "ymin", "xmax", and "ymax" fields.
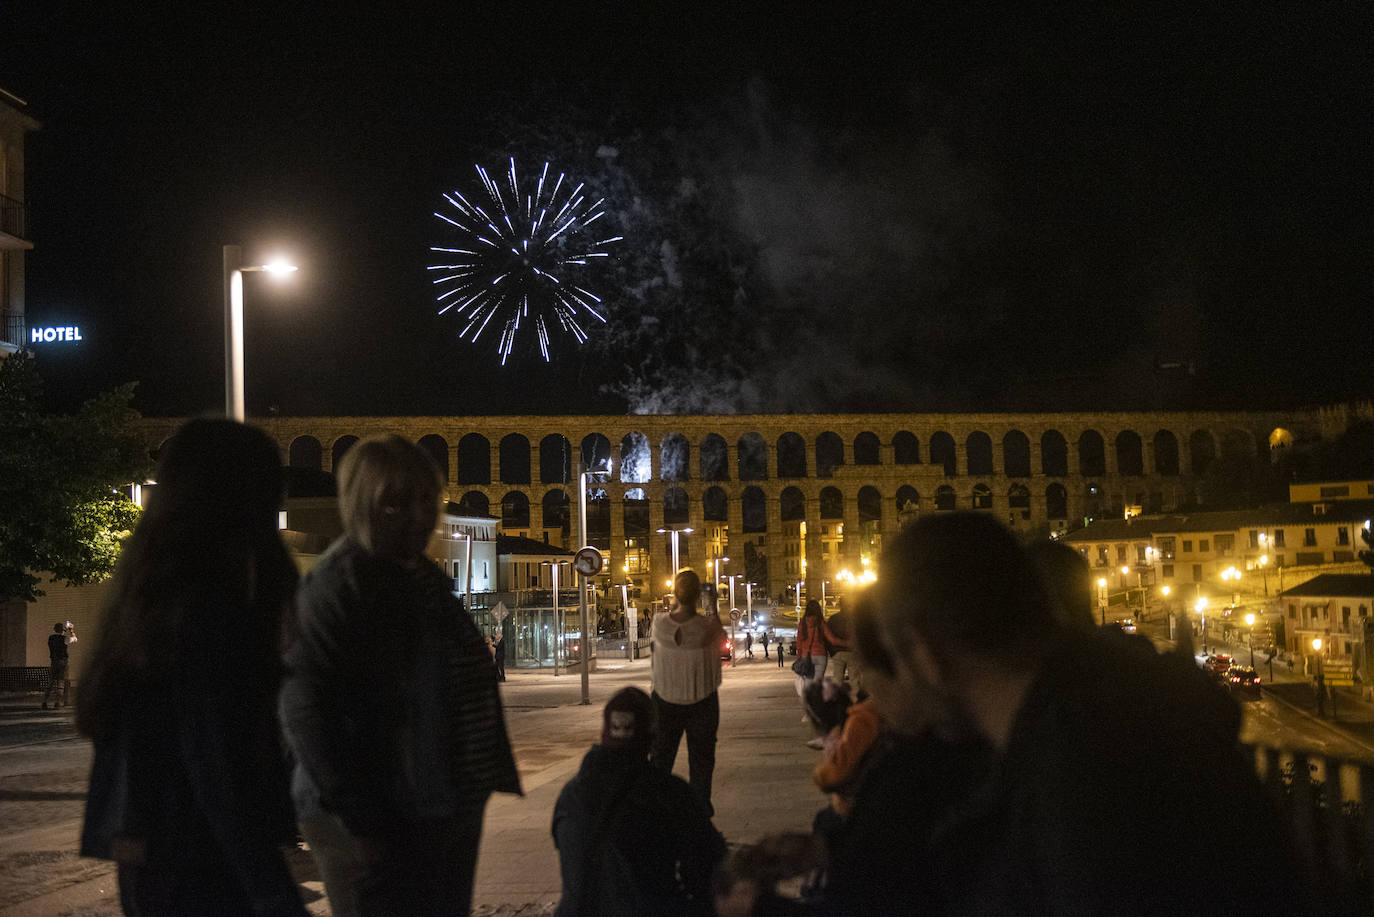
[
  {"xmin": 1245, "ymin": 612, "xmax": 1256, "ymax": 667},
  {"xmin": 1097, "ymin": 577, "xmax": 1108, "ymax": 626},
  {"xmin": 1312, "ymin": 637, "xmax": 1326, "ymax": 716},
  {"xmin": 656, "ymin": 525, "xmax": 693, "ymax": 579},
  {"xmin": 223, "ymin": 245, "xmax": 296, "ymax": 421}
]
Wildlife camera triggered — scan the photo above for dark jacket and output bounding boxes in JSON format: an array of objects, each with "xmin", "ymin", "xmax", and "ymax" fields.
[
  {"xmin": 279, "ymin": 538, "xmax": 520, "ymax": 836},
  {"xmin": 553, "ymin": 744, "xmax": 725, "ymax": 917},
  {"xmin": 80, "ymin": 595, "xmax": 304, "ymax": 915}
]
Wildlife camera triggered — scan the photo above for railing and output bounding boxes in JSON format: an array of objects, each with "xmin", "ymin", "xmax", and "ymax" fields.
[
  {"xmin": 1246, "ymin": 743, "xmax": 1374, "ymax": 913},
  {"xmin": 2, "ymin": 313, "xmax": 25, "ymax": 347},
  {"xmin": 0, "ymin": 193, "xmax": 26, "ymax": 240}
]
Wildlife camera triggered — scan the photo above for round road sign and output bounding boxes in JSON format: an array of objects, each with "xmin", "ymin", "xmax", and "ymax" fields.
[
  {"xmin": 573, "ymin": 546, "xmax": 604, "ymax": 577},
  {"xmin": 729, "ymin": 609, "xmax": 742, "ymax": 622}
]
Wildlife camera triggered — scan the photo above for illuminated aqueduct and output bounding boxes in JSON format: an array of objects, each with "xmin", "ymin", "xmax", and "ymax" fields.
[{"xmin": 145, "ymin": 407, "xmax": 1346, "ymax": 602}]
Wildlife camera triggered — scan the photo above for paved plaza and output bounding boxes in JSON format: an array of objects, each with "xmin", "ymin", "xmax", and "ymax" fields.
[{"xmin": 0, "ymin": 652, "xmax": 818, "ymax": 916}]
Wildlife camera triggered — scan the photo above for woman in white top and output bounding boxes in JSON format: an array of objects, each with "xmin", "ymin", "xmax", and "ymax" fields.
[{"xmin": 650, "ymin": 569, "xmax": 725, "ymax": 814}]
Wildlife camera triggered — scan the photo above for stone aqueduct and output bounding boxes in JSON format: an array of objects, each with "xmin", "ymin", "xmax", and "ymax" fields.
[{"xmin": 147, "ymin": 408, "xmax": 1328, "ymax": 601}]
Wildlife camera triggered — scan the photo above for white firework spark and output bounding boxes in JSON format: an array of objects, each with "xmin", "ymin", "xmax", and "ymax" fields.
[{"xmin": 429, "ymin": 158, "xmax": 621, "ymax": 365}]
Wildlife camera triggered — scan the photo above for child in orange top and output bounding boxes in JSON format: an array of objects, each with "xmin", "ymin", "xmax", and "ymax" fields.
[{"xmin": 811, "ymin": 695, "xmax": 881, "ymax": 818}]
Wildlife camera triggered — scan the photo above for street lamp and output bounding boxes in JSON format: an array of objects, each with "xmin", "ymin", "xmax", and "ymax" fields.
[
  {"xmin": 1097, "ymin": 576, "xmax": 1108, "ymax": 626},
  {"xmin": 223, "ymin": 245, "xmax": 297, "ymax": 421},
  {"xmin": 1245, "ymin": 612, "xmax": 1256, "ymax": 666},
  {"xmin": 574, "ymin": 462, "xmax": 612, "ymax": 705},
  {"xmin": 1312, "ymin": 637, "xmax": 1327, "ymax": 716},
  {"xmin": 453, "ymin": 531, "xmax": 473, "ymax": 613},
  {"xmin": 656, "ymin": 525, "xmax": 694, "ymax": 576},
  {"xmin": 1195, "ymin": 596, "xmax": 1209, "ymax": 653}
]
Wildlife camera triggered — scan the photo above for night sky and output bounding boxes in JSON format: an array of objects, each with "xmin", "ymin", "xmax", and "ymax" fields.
[{"xmin": 5, "ymin": 3, "xmax": 1372, "ymax": 418}]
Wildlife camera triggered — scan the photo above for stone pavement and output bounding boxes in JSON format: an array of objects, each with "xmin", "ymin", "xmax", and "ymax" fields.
[{"xmin": 0, "ymin": 651, "xmax": 819, "ymax": 916}]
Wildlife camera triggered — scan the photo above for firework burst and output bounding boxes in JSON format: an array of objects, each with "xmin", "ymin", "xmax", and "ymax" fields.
[{"xmin": 429, "ymin": 158, "xmax": 621, "ymax": 364}]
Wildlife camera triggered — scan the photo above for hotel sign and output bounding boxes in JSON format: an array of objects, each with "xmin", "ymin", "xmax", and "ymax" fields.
[{"xmin": 30, "ymin": 326, "xmax": 83, "ymax": 343}]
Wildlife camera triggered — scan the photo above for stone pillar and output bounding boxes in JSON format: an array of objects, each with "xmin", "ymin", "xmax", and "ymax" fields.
[
  {"xmin": 766, "ymin": 494, "xmax": 786, "ymax": 601},
  {"xmin": 726, "ymin": 441, "xmax": 739, "ymax": 481},
  {"xmin": 484, "ymin": 438, "xmax": 499, "ymax": 486},
  {"xmin": 531, "ymin": 494, "xmax": 546, "ymax": 541},
  {"xmin": 448, "ymin": 443, "xmax": 461, "ymax": 491},
  {"xmin": 1143, "ymin": 438, "xmax": 1156, "ymax": 477},
  {"xmin": 803, "ymin": 495, "xmax": 823, "ymax": 600},
  {"xmin": 841, "ymin": 488, "xmax": 862, "ymax": 570},
  {"xmin": 648, "ymin": 497, "xmax": 667, "ymax": 601},
  {"xmin": 608, "ymin": 495, "xmax": 626, "ymax": 585},
  {"xmin": 726, "ymin": 489, "xmax": 745, "ymax": 563},
  {"xmin": 1029, "ymin": 440, "xmax": 1042, "ymax": 477},
  {"xmin": 879, "ymin": 441, "xmax": 894, "ymax": 467},
  {"xmin": 687, "ymin": 493, "xmax": 707, "ymax": 577}
]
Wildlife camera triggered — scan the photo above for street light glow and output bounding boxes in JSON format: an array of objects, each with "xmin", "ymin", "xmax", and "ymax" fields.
[
  {"xmin": 1312, "ymin": 637, "xmax": 1323, "ymax": 652},
  {"xmin": 261, "ymin": 259, "xmax": 298, "ymax": 274}
]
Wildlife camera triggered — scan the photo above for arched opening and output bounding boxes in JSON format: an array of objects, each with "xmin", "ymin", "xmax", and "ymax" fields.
[
  {"xmin": 700, "ymin": 433, "xmax": 728, "ymax": 481},
  {"xmin": 459, "ymin": 490, "xmax": 490, "ymax": 516},
  {"xmin": 893, "ymin": 431, "xmax": 920, "ymax": 464},
  {"xmin": 971, "ymin": 483, "xmax": 993, "ymax": 509},
  {"xmin": 935, "ymin": 484, "xmax": 957, "ymax": 511},
  {"xmin": 1008, "ymin": 483, "xmax": 1031, "ymax": 518},
  {"xmin": 417, "ymin": 434, "xmax": 449, "ymax": 481},
  {"xmin": 966, "ymin": 432, "xmax": 993, "ymax": 476},
  {"xmin": 819, "ymin": 486, "xmax": 843, "ymax": 519},
  {"xmin": 1221, "ymin": 429, "xmax": 1255, "ymax": 463},
  {"xmin": 738, "ymin": 433, "xmax": 767, "ymax": 481},
  {"xmin": 1115, "ymin": 430, "xmax": 1144, "ymax": 476},
  {"xmin": 331, "ymin": 435, "xmax": 359, "ymax": 470},
  {"xmin": 853, "ymin": 432, "xmax": 880, "ymax": 465},
  {"xmin": 501, "ymin": 491, "xmax": 530, "ymax": 529},
  {"xmin": 542, "ymin": 489, "xmax": 570, "ymax": 540},
  {"xmin": 777, "ymin": 433, "xmax": 807, "ymax": 478},
  {"xmin": 1002, "ymin": 430, "xmax": 1031, "ymax": 478},
  {"xmin": 703, "ymin": 486, "xmax": 728, "ymax": 522},
  {"xmin": 289, "ymin": 435, "xmax": 322, "ymax": 471},
  {"xmin": 581, "ymin": 433, "xmax": 613, "ymax": 475},
  {"xmin": 816, "ymin": 432, "xmax": 844, "ymax": 479},
  {"xmin": 930, "ymin": 432, "xmax": 957, "ymax": 476},
  {"xmin": 742, "ymin": 486, "xmax": 767, "ymax": 533},
  {"xmin": 539, "ymin": 434, "xmax": 572, "ymax": 484},
  {"xmin": 620, "ymin": 432, "xmax": 651, "ymax": 483},
  {"xmin": 1041, "ymin": 430, "xmax": 1068, "ymax": 477},
  {"xmin": 624, "ymin": 487, "xmax": 649, "ymax": 538},
  {"xmin": 858, "ymin": 486, "xmax": 882, "ymax": 523},
  {"xmin": 458, "ymin": 434, "xmax": 491, "ymax": 485},
  {"xmin": 780, "ymin": 486, "xmax": 806, "ymax": 522},
  {"xmin": 661, "ymin": 433, "xmax": 690, "ymax": 482},
  {"xmin": 664, "ymin": 487, "xmax": 689, "ymax": 525},
  {"xmin": 1189, "ymin": 430, "xmax": 1216, "ymax": 475},
  {"xmin": 1077, "ymin": 430, "xmax": 1105, "ymax": 477},
  {"xmin": 1153, "ymin": 430, "xmax": 1180, "ymax": 476},
  {"xmin": 1046, "ymin": 483, "xmax": 1068, "ymax": 519},
  {"xmin": 499, "ymin": 433, "xmax": 530, "ymax": 484}
]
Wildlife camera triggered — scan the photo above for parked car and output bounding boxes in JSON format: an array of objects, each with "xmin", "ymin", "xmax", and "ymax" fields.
[
  {"xmin": 1226, "ymin": 665, "xmax": 1262, "ymax": 697},
  {"xmin": 1116, "ymin": 618, "xmax": 1137, "ymax": 634},
  {"xmin": 1204, "ymin": 653, "xmax": 1234, "ymax": 677}
]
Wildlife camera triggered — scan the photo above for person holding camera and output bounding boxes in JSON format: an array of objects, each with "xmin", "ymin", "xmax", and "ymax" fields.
[
  {"xmin": 42, "ymin": 621, "xmax": 77, "ymax": 709},
  {"xmin": 650, "ymin": 569, "xmax": 725, "ymax": 815}
]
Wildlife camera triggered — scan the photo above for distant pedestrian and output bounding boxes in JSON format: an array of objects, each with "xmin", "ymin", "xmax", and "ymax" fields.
[
  {"xmin": 745, "ymin": 631, "xmax": 754, "ymax": 659},
  {"xmin": 280, "ymin": 435, "xmax": 521, "ymax": 917},
  {"xmin": 42, "ymin": 621, "xmax": 77, "ymax": 709},
  {"xmin": 76, "ymin": 419, "xmax": 308, "ymax": 917},
  {"xmin": 650, "ymin": 569, "xmax": 725, "ymax": 814},
  {"xmin": 777, "ymin": 636, "xmax": 787, "ymax": 668},
  {"xmin": 494, "ymin": 631, "xmax": 507, "ymax": 681},
  {"xmin": 761, "ymin": 630, "xmax": 771, "ymax": 659},
  {"xmin": 553, "ymin": 687, "xmax": 724, "ymax": 916}
]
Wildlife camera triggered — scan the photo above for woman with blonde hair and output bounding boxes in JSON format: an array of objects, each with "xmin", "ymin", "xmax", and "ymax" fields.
[{"xmin": 280, "ymin": 434, "xmax": 520, "ymax": 917}]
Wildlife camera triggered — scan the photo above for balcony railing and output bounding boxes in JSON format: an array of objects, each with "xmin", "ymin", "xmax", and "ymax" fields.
[
  {"xmin": 2, "ymin": 313, "xmax": 24, "ymax": 347},
  {"xmin": 0, "ymin": 193, "xmax": 26, "ymax": 240},
  {"xmin": 1247, "ymin": 742, "xmax": 1374, "ymax": 914}
]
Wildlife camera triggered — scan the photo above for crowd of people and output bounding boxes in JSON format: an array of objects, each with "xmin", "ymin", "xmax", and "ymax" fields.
[{"xmin": 70, "ymin": 418, "xmax": 1312, "ymax": 915}]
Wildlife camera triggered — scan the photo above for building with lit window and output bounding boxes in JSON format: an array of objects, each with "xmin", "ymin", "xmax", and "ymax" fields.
[{"xmin": 0, "ymin": 87, "xmax": 38, "ymax": 356}]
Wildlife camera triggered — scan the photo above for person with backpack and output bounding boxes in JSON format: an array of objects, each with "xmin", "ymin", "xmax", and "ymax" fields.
[{"xmin": 553, "ymin": 687, "xmax": 725, "ymax": 917}]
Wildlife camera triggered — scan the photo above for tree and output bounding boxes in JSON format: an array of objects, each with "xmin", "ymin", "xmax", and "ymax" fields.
[{"xmin": 0, "ymin": 352, "xmax": 151, "ymax": 602}]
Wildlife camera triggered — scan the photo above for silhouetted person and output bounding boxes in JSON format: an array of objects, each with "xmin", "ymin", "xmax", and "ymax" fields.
[
  {"xmin": 42, "ymin": 621, "xmax": 76, "ymax": 709},
  {"xmin": 761, "ymin": 630, "xmax": 771, "ymax": 659},
  {"xmin": 553, "ymin": 687, "xmax": 724, "ymax": 916},
  {"xmin": 77, "ymin": 419, "xmax": 308, "ymax": 917},
  {"xmin": 281, "ymin": 435, "xmax": 520, "ymax": 917},
  {"xmin": 1028, "ymin": 539, "xmax": 1096, "ymax": 634},
  {"xmin": 745, "ymin": 631, "xmax": 754, "ymax": 658}
]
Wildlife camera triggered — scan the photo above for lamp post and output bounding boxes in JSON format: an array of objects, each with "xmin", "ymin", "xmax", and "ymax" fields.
[
  {"xmin": 1097, "ymin": 577, "xmax": 1108, "ymax": 626},
  {"xmin": 1221, "ymin": 566, "xmax": 1241, "ymax": 610},
  {"xmin": 453, "ymin": 531, "xmax": 473, "ymax": 613},
  {"xmin": 1196, "ymin": 596, "xmax": 1209, "ymax": 654},
  {"xmin": 1312, "ymin": 637, "xmax": 1326, "ymax": 716},
  {"xmin": 223, "ymin": 245, "xmax": 296, "ymax": 421},
  {"xmin": 795, "ymin": 580, "xmax": 805, "ymax": 618},
  {"xmin": 574, "ymin": 463, "xmax": 611, "ymax": 705},
  {"xmin": 1245, "ymin": 612, "xmax": 1256, "ymax": 667},
  {"xmin": 656, "ymin": 525, "xmax": 694, "ymax": 577}
]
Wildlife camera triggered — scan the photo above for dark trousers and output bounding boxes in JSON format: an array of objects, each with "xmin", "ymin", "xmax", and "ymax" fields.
[
  {"xmin": 650, "ymin": 691, "xmax": 719, "ymax": 814},
  {"xmin": 43, "ymin": 659, "xmax": 69, "ymax": 707},
  {"xmin": 299, "ymin": 799, "xmax": 488, "ymax": 917}
]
